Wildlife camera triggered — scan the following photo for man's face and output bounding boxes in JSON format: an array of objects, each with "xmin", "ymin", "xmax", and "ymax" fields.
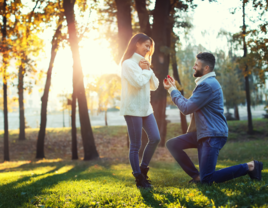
[{"xmin": 193, "ymin": 59, "xmax": 205, "ymax": 77}]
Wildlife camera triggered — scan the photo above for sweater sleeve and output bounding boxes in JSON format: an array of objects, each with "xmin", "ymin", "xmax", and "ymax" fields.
[
  {"xmin": 122, "ymin": 60, "xmax": 153, "ymax": 89},
  {"xmin": 170, "ymin": 82, "xmax": 213, "ymax": 115},
  {"xmin": 149, "ymin": 69, "xmax": 159, "ymax": 91}
]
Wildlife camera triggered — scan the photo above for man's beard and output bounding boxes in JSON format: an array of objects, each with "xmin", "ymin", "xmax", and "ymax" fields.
[{"xmin": 193, "ymin": 67, "xmax": 204, "ymax": 77}]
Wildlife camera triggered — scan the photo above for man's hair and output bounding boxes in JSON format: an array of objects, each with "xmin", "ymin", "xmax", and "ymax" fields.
[{"xmin": 196, "ymin": 52, "xmax": 215, "ymax": 71}]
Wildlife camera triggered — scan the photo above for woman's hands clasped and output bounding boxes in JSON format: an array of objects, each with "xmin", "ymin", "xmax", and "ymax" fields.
[{"xmin": 139, "ymin": 59, "xmax": 150, "ymax": 70}]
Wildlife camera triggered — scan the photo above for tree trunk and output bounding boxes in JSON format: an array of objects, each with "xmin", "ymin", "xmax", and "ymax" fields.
[
  {"xmin": 105, "ymin": 110, "xmax": 108, "ymax": 126},
  {"xmin": 227, "ymin": 107, "xmax": 230, "ymax": 114},
  {"xmin": 242, "ymin": 1, "xmax": 253, "ymax": 134},
  {"xmin": 19, "ymin": 2, "xmax": 39, "ymax": 141},
  {"xmin": 18, "ymin": 64, "xmax": 26, "ymax": 140},
  {"xmin": 172, "ymin": 64, "xmax": 188, "ymax": 134},
  {"xmin": 2, "ymin": 0, "xmax": 9, "ymax": 161},
  {"xmin": 151, "ymin": 0, "xmax": 170, "ymax": 147},
  {"xmin": 126, "ymin": 133, "xmax": 129, "ymax": 148},
  {"xmin": 71, "ymin": 92, "xmax": 78, "ymax": 160},
  {"xmin": 64, "ymin": 0, "xmax": 99, "ymax": 160},
  {"xmin": 36, "ymin": 23, "xmax": 62, "ymax": 159},
  {"xmin": 171, "ymin": 46, "xmax": 187, "ymax": 134},
  {"xmin": 234, "ymin": 105, "xmax": 240, "ymax": 120},
  {"xmin": 134, "ymin": 0, "xmax": 151, "ymax": 36},
  {"xmin": 114, "ymin": 0, "xmax": 133, "ymax": 63},
  {"xmin": 62, "ymin": 108, "xmax": 65, "ymax": 127}
]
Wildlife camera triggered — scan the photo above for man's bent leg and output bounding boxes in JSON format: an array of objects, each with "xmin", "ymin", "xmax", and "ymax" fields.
[
  {"xmin": 166, "ymin": 132, "xmax": 199, "ymax": 179},
  {"xmin": 199, "ymin": 137, "xmax": 249, "ymax": 184}
]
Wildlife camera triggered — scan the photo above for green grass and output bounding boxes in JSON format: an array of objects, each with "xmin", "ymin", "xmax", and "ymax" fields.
[
  {"xmin": 226, "ymin": 118, "xmax": 268, "ymax": 142},
  {"xmin": 0, "ymin": 156, "xmax": 268, "ymax": 208},
  {"xmin": 0, "ymin": 119, "xmax": 268, "ymax": 207}
]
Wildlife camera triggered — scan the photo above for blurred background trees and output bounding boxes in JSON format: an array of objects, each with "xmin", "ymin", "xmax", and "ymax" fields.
[{"xmin": 0, "ymin": 0, "xmax": 267, "ymax": 161}]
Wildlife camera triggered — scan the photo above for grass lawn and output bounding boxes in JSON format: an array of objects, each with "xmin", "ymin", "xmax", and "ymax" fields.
[{"xmin": 0, "ymin": 119, "xmax": 268, "ymax": 207}]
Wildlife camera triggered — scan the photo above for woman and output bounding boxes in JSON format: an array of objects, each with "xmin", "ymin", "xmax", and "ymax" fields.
[{"xmin": 120, "ymin": 33, "xmax": 160, "ymax": 188}]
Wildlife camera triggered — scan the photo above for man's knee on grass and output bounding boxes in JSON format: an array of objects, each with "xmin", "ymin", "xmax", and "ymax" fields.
[{"xmin": 200, "ymin": 173, "xmax": 214, "ymax": 185}]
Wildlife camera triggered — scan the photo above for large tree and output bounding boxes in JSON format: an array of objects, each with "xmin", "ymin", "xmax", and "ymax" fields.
[
  {"xmin": 150, "ymin": 0, "xmax": 170, "ymax": 146},
  {"xmin": 1, "ymin": 0, "xmax": 9, "ymax": 161},
  {"xmin": 63, "ymin": 0, "xmax": 99, "ymax": 160},
  {"xmin": 134, "ymin": 0, "xmax": 170, "ymax": 146},
  {"xmin": 135, "ymin": 0, "xmax": 194, "ymax": 145},
  {"xmin": 114, "ymin": 0, "xmax": 133, "ymax": 63}
]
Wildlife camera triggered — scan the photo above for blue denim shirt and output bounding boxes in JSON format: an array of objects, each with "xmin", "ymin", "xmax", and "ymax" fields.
[{"xmin": 170, "ymin": 76, "xmax": 228, "ymax": 141}]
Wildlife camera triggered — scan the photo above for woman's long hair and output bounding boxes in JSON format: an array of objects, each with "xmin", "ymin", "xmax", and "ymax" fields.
[{"xmin": 120, "ymin": 33, "xmax": 154, "ymax": 65}]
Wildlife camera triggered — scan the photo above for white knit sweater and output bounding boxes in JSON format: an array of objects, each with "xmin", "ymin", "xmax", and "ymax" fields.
[{"xmin": 120, "ymin": 53, "xmax": 159, "ymax": 117}]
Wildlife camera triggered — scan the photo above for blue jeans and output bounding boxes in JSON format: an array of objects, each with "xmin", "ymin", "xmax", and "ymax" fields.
[
  {"xmin": 166, "ymin": 132, "xmax": 249, "ymax": 184},
  {"xmin": 124, "ymin": 114, "xmax": 160, "ymax": 177}
]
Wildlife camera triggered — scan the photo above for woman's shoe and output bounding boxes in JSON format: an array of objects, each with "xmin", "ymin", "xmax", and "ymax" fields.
[
  {"xmin": 133, "ymin": 173, "xmax": 151, "ymax": 189},
  {"xmin": 248, "ymin": 160, "xmax": 263, "ymax": 181},
  {"xmin": 140, "ymin": 166, "xmax": 152, "ymax": 185}
]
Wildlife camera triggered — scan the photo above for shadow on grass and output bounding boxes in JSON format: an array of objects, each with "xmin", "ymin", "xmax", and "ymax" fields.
[
  {"xmin": 139, "ymin": 188, "xmax": 163, "ymax": 208},
  {"xmin": 0, "ymin": 159, "xmax": 134, "ymax": 208}
]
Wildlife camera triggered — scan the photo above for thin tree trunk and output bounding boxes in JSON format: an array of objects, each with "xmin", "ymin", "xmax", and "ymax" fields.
[
  {"xmin": 105, "ymin": 110, "xmax": 108, "ymax": 126},
  {"xmin": 170, "ymin": 29, "xmax": 187, "ymax": 134},
  {"xmin": 2, "ymin": 0, "xmax": 9, "ymax": 161},
  {"xmin": 18, "ymin": 64, "xmax": 26, "ymax": 140},
  {"xmin": 151, "ymin": 0, "xmax": 170, "ymax": 147},
  {"xmin": 62, "ymin": 108, "xmax": 65, "ymax": 127},
  {"xmin": 126, "ymin": 133, "xmax": 130, "ymax": 148},
  {"xmin": 114, "ymin": 0, "xmax": 133, "ymax": 63},
  {"xmin": 71, "ymin": 92, "xmax": 78, "ymax": 160},
  {"xmin": 134, "ymin": 0, "xmax": 151, "ymax": 36},
  {"xmin": 64, "ymin": 0, "xmax": 99, "ymax": 160},
  {"xmin": 169, "ymin": 1, "xmax": 190, "ymax": 134},
  {"xmin": 172, "ymin": 61, "xmax": 188, "ymax": 134},
  {"xmin": 234, "ymin": 105, "xmax": 240, "ymax": 120},
  {"xmin": 242, "ymin": 1, "xmax": 253, "ymax": 134},
  {"xmin": 19, "ymin": 1, "xmax": 39, "ymax": 142},
  {"xmin": 36, "ymin": 23, "xmax": 62, "ymax": 159}
]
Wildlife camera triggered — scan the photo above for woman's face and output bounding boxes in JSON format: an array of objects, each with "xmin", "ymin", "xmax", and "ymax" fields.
[{"xmin": 135, "ymin": 40, "xmax": 151, "ymax": 57}]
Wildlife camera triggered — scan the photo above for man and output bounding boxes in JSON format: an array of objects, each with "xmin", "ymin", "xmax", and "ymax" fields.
[{"xmin": 163, "ymin": 52, "xmax": 263, "ymax": 184}]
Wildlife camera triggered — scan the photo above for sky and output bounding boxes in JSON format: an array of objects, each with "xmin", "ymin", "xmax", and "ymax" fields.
[
  {"xmin": 181, "ymin": 0, "xmax": 246, "ymax": 52},
  {"xmin": 7, "ymin": 0, "xmax": 267, "ymax": 111}
]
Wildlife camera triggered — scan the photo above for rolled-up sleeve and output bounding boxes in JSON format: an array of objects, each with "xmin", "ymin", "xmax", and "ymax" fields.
[
  {"xmin": 170, "ymin": 83, "xmax": 212, "ymax": 115},
  {"xmin": 122, "ymin": 60, "xmax": 152, "ymax": 89}
]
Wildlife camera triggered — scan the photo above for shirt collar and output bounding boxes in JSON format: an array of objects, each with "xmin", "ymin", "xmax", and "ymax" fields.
[
  {"xmin": 130, "ymin": 52, "xmax": 144, "ymax": 64},
  {"xmin": 195, "ymin": 71, "xmax": 216, "ymax": 85}
]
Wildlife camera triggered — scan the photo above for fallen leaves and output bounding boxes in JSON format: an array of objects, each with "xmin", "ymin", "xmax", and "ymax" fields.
[{"xmin": 0, "ymin": 128, "xmax": 193, "ymax": 164}]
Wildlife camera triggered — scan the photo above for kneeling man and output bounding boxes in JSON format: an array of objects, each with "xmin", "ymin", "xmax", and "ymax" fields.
[{"xmin": 164, "ymin": 52, "xmax": 263, "ymax": 184}]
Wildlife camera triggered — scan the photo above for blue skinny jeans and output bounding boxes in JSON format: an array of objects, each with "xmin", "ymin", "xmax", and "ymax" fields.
[
  {"xmin": 166, "ymin": 132, "xmax": 249, "ymax": 184},
  {"xmin": 124, "ymin": 114, "xmax": 160, "ymax": 177}
]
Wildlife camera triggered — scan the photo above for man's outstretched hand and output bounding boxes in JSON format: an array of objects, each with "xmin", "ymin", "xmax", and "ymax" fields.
[{"xmin": 163, "ymin": 75, "xmax": 176, "ymax": 90}]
